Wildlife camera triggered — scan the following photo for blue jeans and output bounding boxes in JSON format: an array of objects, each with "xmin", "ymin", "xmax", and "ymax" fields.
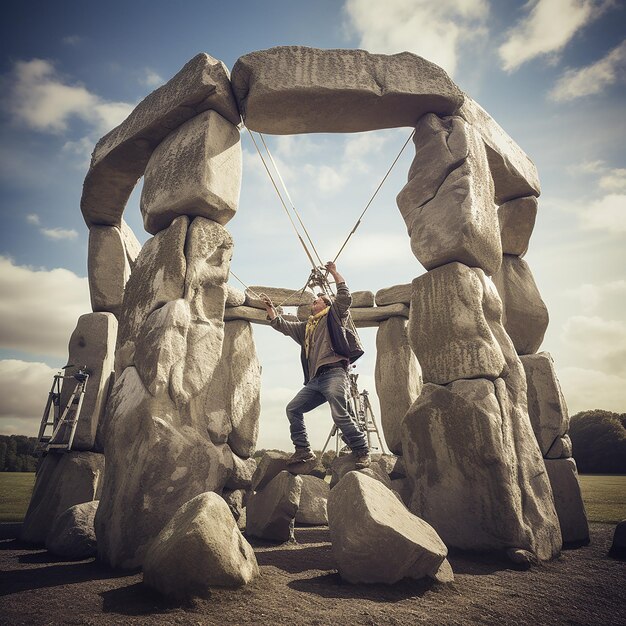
[{"xmin": 286, "ymin": 368, "xmax": 368, "ymax": 451}]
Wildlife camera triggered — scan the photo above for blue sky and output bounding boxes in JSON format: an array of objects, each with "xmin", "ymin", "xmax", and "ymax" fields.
[{"xmin": 0, "ymin": 0, "xmax": 624, "ymax": 450}]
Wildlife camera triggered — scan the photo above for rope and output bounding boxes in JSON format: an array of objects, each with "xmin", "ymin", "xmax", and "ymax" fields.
[
  {"xmin": 331, "ymin": 128, "xmax": 415, "ymax": 265},
  {"xmin": 230, "ymin": 270, "xmax": 312, "ymax": 310}
]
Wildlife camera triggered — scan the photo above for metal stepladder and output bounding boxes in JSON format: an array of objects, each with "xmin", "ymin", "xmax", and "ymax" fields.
[
  {"xmin": 321, "ymin": 369, "xmax": 386, "ymax": 455},
  {"xmin": 36, "ymin": 364, "xmax": 90, "ymax": 453}
]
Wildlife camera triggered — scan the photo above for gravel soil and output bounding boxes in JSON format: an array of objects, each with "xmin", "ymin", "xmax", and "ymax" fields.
[{"xmin": 1, "ymin": 522, "xmax": 625, "ymax": 626}]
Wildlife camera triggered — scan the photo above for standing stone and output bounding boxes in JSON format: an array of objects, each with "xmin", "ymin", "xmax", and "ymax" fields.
[
  {"xmin": 498, "ymin": 196, "xmax": 538, "ymax": 256},
  {"xmin": 375, "ymin": 317, "xmax": 422, "ymax": 454},
  {"xmin": 231, "ymin": 47, "xmax": 464, "ymax": 134},
  {"xmin": 141, "ymin": 110, "xmax": 242, "ymax": 235},
  {"xmin": 521, "ymin": 352, "xmax": 570, "ymax": 456},
  {"xmin": 492, "ymin": 255, "xmax": 549, "ymax": 355},
  {"xmin": 81, "ymin": 53, "xmax": 240, "ymax": 229},
  {"xmin": 397, "ymin": 114, "xmax": 502, "ymax": 275},
  {"xmin": 60, "ymin": 313, "xmax": 117, "ymax": 451},
  {"xmin": 328, "ymin": 472, "xmax": 449, "ymax": 584},
  {"xmin": 94, "ymin": 367, "xmax": 233, "ymax": 569},
  {"xmin": 189, "ymin": 320, "xmax": 261, "ymax": 457},
  {"xmin": 46, "ymin": 500, "xmax": 99, "ymax": 559},
  {"xmin": 88, "ymin": 226, "xmax": 130, "ymax": 317},
  {"xmin": 143, "ymin": 492, "xmax": 258, "ymax": 599},
  {"xmin": 21, "ymin": 452, "xmax": 104, "ymax": 544},
  {"xmin": 409, "ymin": 263, "xmax": 506, "ymax": 384},
  {"xmin": 458, "ymin": 96, "xmax": 541, "ymax": 204},
  {"xmin": 295, "ymin": 475, "xmax": 330, "ymax": 525},
  {"xmin": 246, "ymin": 471, "xmax": 302, "ymax": 542},
  {"xmin": 116, "ymin": 216, "xmax": 188, "ymax": 373},
  {"xmin": 609, "ymin": 520, "xmax": 626, "ymax": 558},
  {"xmin": 402, "ymin": 378, "xmax": 561, "ymax": 560},
  {"xmin": 544, "ymin": 458, "xmax": 590, "ymax": 544}
]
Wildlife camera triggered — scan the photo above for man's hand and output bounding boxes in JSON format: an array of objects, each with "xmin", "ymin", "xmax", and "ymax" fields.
[
  {"xmin": 325, "ymin": 261, "xmax": 345, "ymax": 284},
  {"xmin": 260, "ymin": 293, "xmax": 277, "ymax": 320}
]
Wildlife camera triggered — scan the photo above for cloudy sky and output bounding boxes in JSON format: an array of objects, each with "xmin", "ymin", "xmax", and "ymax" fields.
[{"xmin": 0, "ymin": 0, "xmax": 624, "ymax": 451}]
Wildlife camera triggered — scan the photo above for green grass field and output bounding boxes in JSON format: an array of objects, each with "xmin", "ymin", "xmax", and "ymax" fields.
[{"xmin": 0, "ymin": 472, "xmax": 624, "ymax": 524}]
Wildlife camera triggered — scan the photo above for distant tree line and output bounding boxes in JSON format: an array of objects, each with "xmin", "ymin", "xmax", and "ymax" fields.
[
  {"xmin": 569, "ymin": 410, "xmax": 626, "ymax": 474},
  {"xmin": 0, "ymin": 435, "xmax": 38, "ymax": 472}
]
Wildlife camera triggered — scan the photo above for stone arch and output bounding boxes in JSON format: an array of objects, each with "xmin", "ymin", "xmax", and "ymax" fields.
[{"xmin": 54, "ymin": 46, "xmax": 585, "ymax": 569}]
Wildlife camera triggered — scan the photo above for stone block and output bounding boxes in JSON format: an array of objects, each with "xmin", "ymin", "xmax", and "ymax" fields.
[
  {"xmin": 544, "ymin": 458, "xmax": 589, "ymax": 544},
  {"xmin": 81, "ymin": 54, "xmax": 240, "ymax": 228},
  {"xmin": 498, "ymin": 196, "xmax": 538, "ymax": 256},
  {"xmin": 60, "ymin": 312, "xmax": 117, "ymax": 451},
  {"xmin": 246, "ymin": 471, "xmax": 302, "ymax": 542},
  {"xmin": 375, "ymin": 283, "xmax": 412, "ymax": 306},
  {"xmin": 402, "ymin": 379, "xmax": 561, "ymax": 560},
  {"xmin": 224, "ymin": 306, "xmax": 271, "ymax": 325},
  {"xmin": 295, "ymin": 475, "xmax": 330, "ymax": 525},
  {"xmin": 328, "ymin": 472, "xmax": 449, "ymax": 584},
  {"xmin": 546, "ymin": 435, "xmax": 572, "ymax": 459},
  {"xmin": 116, "ymin": 216, "xmax": 188, "ymax": 373},
  {"xmin": 458, "ymin": 96, "xmax": 541, "ymax": 204},
  {"xmin": 143, "ymin": 492, "xmax": 258, "ymax": 598},
  {"xmin": 521, "ymin": 352, "xmax": 570, "ymax": 456},
  {"xmin": 250, "ymin": 451, "xmax": 291, "ymax": 492},
  {"xmin": 46, "ymin": 500, "xmax": 99, "ymax": 559},
  {"xmin": 375, "ymin": 317, "xmax": 422, "ymax": 454},
  {"xmin": 225, "ymin": 455, "xmax": 257, "ymax": 490},
  {"xmin": 231, "ymin": 46, "xmax": 464, "ymax": 134},
  {"xmin": 226, "ymin": 285, "xmax": 246, "ymax": 307},
  {"xmin": 492, "ymin": 255, "xmax": 548, "ymax": 355},
  {"xmin": 94, "ymin": 367, "xmax": 233, "ymax": 569},
  {"xmin": 21, "ymin": 452, "xmax": 105, "ymax": 544},
  {"xmin": 141, "ymin": 110, "xmax": 242, "ymax": 234},
  {"xmin": 88, "ymin": 226, "xmax": 130, "ymax": 317},
  {"xmin": 120, "ymin": 219, "xmax": 142, "ymax": 269},
  {"xmin": 397, "ymin": 115, "xmax": 501, "ymax": 275},
  {"xmin": 245, "ymin": 286, "xmax": 315, "ymax": 309},
  {"xmin": 351, "ymin": 291, "xmax": 375, "ymax": 308},
  {"xmin": 408, "ymin": 263, "xmax": 506, "ymax": 384}
]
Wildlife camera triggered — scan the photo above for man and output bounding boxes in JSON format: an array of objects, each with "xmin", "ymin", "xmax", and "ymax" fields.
[{"xmin": 262, "ymin": 262, "xmax": 371, "ymax": 469}]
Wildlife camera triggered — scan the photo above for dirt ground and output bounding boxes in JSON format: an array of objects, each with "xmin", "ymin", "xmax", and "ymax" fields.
[{"xmin": 1, "ymin": 522, "xmax": 625, "ymax": 626}]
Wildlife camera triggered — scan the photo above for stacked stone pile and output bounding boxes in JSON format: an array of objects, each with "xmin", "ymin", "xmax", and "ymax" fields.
[{"xmin": 21, "ymin": 46, "xmax": 588, "ymax": 576}]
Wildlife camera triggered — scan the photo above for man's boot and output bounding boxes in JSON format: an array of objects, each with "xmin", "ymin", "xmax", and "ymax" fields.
[{"xmin": 287, "ymin": 446, "xmax": 316, "ymax": 465}]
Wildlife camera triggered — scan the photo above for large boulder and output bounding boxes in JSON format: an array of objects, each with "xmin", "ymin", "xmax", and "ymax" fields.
[
  {"xmin": 115, "ymin": 215, "xmax": 188, "ymax": 373},
  {"xmin": 94, "ymin": 367, "xmax": 233, "ymax": 569},
  {"xmin": 375, "ymin": 317, "xmax": 422, "ymax": 454},
  {"xmin": 328, "ymin": 472, "xmax": 450, "ymax": 584},
  {"xmin": 458, "ymin": 96, "xmax": 541, "ymax": 204},
  {"xmin": 60, "ymin": 312, "xmax": 117, "ymax": 451},
  {"xmin": 521, "ymin": 352, "xmax": 570, "ymax": 456},
  {"xmin": 46, "ymin": 500, "xmax": 99, "ymax": 559},
  {"xmin": 609, "ymin": 520, "xmax": 626, "ymax": 559},
  {"xmin": 231, "ymin": 46, "xmax": 463, "ymax": 134},
  {"xmin": 492, "ymin": 255, "xmax": 549, "ymax": 355},
  {"xmin": 498, "ymin": 196, "xmax": 538, "ymax": 256},
  {"xmin": 225, "ymin": 454, "xmax": 257, "ymax": 490},
  {"xmin": 295, "ymin": 475, "xmax": 330, "ymax": 525},
  {"xmin": 402, "ymin": 377, "xmax": 561, "ymax": 560},
  {"xmin": 21, "ymin": 452, "xmax": 104, "ymax": 544},
  {"xmin": 397, "ymin": 114, "xmax": 502, "ymax": 276},
  {"xmin": 408, "ymin": 262, "xmax": 506, "ymax": 385},
  {"xmin": 375, "ymin": 283, "xmax": 412, "ymax": 307},
  {"xmin": 81, "ymin": 53, "xmax": 240, "ymax": 228},
  {"xmin": 544, "ymin": 458, "xmax": 589, "ymax": 545},
  {"xmin": 141, "ymin": 110, "xmax": 242, "ymax": 234},
  {"xmin": 87, "ymin": 225, "xmax": 131, "ymax": 317},
  {"xmin": 250, "ymin": 451, "xmax": 291, "ymax": 492},
  {"xmin": 246, "ymin": 471, "xmax": 302, "ymax": 542},
  {"xmin": 143, "ymin": 492, "xmax": 258, "ymax": 599}
]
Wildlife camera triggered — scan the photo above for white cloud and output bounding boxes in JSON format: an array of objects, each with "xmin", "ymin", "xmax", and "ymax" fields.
[
  {"xmin": 0, "ymin": 360, "xmax": 57, "ymax": 436},
  {"xmin": 40, "ymin": 227, "xmax": 79, "ymax": 240},
  {"xmin": 579, "ymin": 193, "xmax": 626, "ymax": 234},
  {"xmin": 26, "ymin": 213, "xmax": 40, "ymax": 225},
  {"xmin": 140, "ymin": 69, "xmax": 165, "ymax": 88},
  {"xmin": 3, "ymin": 58, "xmax": 134, "ymax": 135},
  {"xmin": 0, "ymin": 256, "xmax": 90, "ymax": 359},
  {"xmin": 62, "ymin": 35, "xmax": 83, "ymax": 46},
  {"xmin": 62, "ymin": 136, "xmax": 94, "ymax": 170},
  {"xmin": 561, "ymin": 315, "xmax": 626, "ymax": 374},
  {"xmin": 558, "ymin": 365, "xmax": 626, "ymax": 414},
  {"xmin": 499, "ymin": 0, "xmax": 612, "ymax": 72},
  {"xmin": 599, "ymin": 168, "xmax": 626, "ymax": 193},
  {"xmin": 549, "ymin": 39, "xmax": 626, "ymax": 101},
  {"xmin": 565, "ymin": 280, "xmax": 626, "ymax": 314},
  {"xmin": 343, "ymin": 0, "xmax": 489, "ymax": 77}
]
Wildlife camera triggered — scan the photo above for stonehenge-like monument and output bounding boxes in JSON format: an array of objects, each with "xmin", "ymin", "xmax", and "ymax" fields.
[{"xmin": 22, "ymin": 46, "xmax": 588, "ymax": 587}]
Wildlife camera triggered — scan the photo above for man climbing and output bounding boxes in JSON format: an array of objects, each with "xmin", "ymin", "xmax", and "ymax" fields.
[{"xmin": 262, "ymin": 262, "xmax": 371, "ymax": 469}]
